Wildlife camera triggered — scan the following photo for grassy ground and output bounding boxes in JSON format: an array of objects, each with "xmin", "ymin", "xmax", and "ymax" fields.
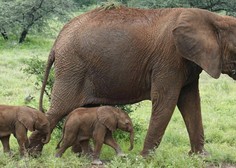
[{"xmin": 0, "ymin": 37, "xmax": 236, "ymax": 167}]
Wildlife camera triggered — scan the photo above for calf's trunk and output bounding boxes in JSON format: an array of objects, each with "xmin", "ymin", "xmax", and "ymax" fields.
[
  {"xmin": 41, "ymin": 132, "xmax": 51, "ymax": 144},
  {"xmin": 129, "ymin": 129, "xmax": 134, "ymax": 151}
]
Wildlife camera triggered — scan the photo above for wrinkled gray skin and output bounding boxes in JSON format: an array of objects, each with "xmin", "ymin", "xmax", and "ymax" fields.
[
  {"xmin": 55, "ymin": 106, "xmax": 134, "ymax": 165},
  {"xmin": 0, "ymin": 105, "xmax": 50, "ymax": 156},
  {"xmin": 29, "ymin": 6, "xmax": 236, "ymax": 157}
]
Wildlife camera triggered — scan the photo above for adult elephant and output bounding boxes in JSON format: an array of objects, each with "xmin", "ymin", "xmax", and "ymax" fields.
[{"xmin": 29, "ymin": 6, "xmax": 236, "ymax": 156}]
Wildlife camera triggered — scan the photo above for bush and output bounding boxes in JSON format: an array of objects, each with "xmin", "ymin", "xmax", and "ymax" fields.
[{"xmin": 23, "ymin": 56, "xmax": 54, "ymax": 101}]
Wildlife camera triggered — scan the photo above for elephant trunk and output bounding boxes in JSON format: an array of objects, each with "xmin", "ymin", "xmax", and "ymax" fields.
[
  {"xmin": 128, "ymin": 129, "xmax": 134, "ymax": 151},
  {"xmin": 41, "ymin": 132, "xmax": 51, "ymax": 144}
]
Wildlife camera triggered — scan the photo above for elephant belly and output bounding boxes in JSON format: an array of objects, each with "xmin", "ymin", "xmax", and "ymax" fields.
[
  {"xmin": 77, "ymin": 25, "xmax": 152, "ymax": 105},
  {"xmin": 84, "ymin": 74, "xmax": 151, "ymax": 105},
  {"xmin": 0, "ymin": 129, "xmax": 11, "ymax": 137},
  {"xmin": 77, "ymin": 133, "xmax": 91, "ymax": 142}
]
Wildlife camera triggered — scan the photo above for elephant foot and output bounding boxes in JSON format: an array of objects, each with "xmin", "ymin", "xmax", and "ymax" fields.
[
  {"xmin": 55, "ymin": 153, "xmax": 62, "ymax": 158},
  {"xmin": 82, "ymin": 152, "xmax": 93, "ymax": 159},
  {"xmin": 117, "ymin": 152, "xmax": 127, "ymax": 157},
  {"xmin": 20, "ymin": 150, "xmax": 29, "ymax": 158},
  {"xmin": 5, "ymin": 150, "xmax": 15, "ymax": 157},
  {"xmin": 92, "ymin": 159, "xmax": 103, "ymax": 165},
  {"xmin": 74, "ymin": 152, "xmax": 82, "ymax": 157},
  {"xmin": 140, "ymin": 150, "xmax": 151, "ymax": 158},
  {"xmin": 188, "ymin": 149, "xmax": 210, "ymax": 157}
]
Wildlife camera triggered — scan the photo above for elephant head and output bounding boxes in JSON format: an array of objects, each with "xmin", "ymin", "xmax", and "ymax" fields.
[
  {"xmin": 97, "ymin": 106, "xmax": 134, "ymax": 151},
  {"xmin": 173, "ymin": 9, "xmax": 236, "ymax": 80},
  {"xmin": 18, "ymin": 107, "xmax": 51, "ymax": 144}
]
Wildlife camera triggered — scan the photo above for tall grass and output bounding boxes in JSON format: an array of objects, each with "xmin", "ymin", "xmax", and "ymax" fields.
[{"xmin": 0, "ymin": 37, "xmax": 236, "ymax": 167}]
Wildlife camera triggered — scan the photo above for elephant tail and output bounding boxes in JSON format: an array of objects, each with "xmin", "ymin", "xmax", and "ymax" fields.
[
  {"xmin": 39, "ymin": 50, "xmax": 55, "ymax": 112},
  {"xmin": 56, "ymin": 125, "xmax": 65, "ymax": 149},
  {"xmin": 56, "ymin": 116, "xmax": 68, "ymax": 149},
  {"xmin": 56, "ymin": 137, "xmax": 63, "ymax": 149}
]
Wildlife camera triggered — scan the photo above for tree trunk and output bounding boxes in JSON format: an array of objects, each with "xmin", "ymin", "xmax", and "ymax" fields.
[{"xmin": 19, "ymin": 28, "xmax": 28, "ymax": 43}]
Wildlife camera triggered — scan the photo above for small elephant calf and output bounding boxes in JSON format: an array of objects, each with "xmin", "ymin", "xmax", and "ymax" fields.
[
  {"xmin": 55, "ymin": 106, "xmax": 134, "ymax": 165},
  {"xmin": 0, "ymin": 105, "xmax": 51, "ymax": 156}
]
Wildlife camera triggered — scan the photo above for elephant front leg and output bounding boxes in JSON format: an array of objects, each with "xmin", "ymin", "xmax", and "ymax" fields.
[
  {"xmin": 92, "ymin": 127, "xmax": 107, "ymax": 165},
  {"xmin": 92, "ymin": 141, "xmax": 103, "ymax": 165},
  {"xmin": 177, "ymin": 79, "xmax": 206, "ymax": 155},
  {"xmin": 104, "ymin": 131, "xmax": 124, "ymax": 156},
  {"xmin": 1, "ymin": 135, "xmax": 11, "ymax": 153},
  {"xmin": 15, "ymin": 125, "xmax": 28, "ymax": 156},
  {"xmin": 55, "ymin": 133, "xmax": 77, "ymax": 158},
  {"xmin": 141, "ymin": 77, "xmax": 181, "ymax": 157}
]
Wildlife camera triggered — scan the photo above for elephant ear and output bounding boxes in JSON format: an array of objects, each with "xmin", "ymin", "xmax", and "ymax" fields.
[
  {"xmin": 173, "ymin": 10, "xmax": 222, "ymax": 78},
  {"xmin": 17, "ymin": 107, "xmax": 37, "ymax": 132},
  {"xmin": 97, "ymin": 106, "xmax": 117, "ymax": 132}
]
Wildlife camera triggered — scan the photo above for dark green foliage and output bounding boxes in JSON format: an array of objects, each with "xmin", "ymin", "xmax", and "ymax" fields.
[
  {"xmin": 2, "ymin": 0, "xmax": 236, "ymax": 42},
  {"xmin": 127, "ymin": 0, "xmax": 236, "ymax": 16},
  {"xmin": 73, "ymin": 0, "xmax": 129, "ymax": 7},
  {"xmin": 116, "ymin": 104, "xmax": 136, "ymax": 114},
  {"xmin": 23, "ymin": 57, "xmax": 54, "ymax": 100},
  {"xmin": 128, "ymin": 0, "xmax": 189, "ymax": 8},
  {"xmin": 188, "ymin": 0, "xmax": 236, "ymax": 16},
  {"xmin": 73, "ymin": 0, "xmax": 103, "ymax": 6},
  {"xmin": 0, "ymin": 0, "xmax": 77, "ymax": 43}
]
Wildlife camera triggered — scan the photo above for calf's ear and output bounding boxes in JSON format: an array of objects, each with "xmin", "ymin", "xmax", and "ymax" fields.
[
  {"xmin": 17, "ymin": 107, "xmax": 36, "ymax": 132},
  {"xmin": 97, "ymin": 107, "xmax": 117, "ymax": 131}
]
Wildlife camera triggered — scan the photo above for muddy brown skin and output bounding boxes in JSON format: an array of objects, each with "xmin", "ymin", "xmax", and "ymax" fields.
[
  {"xmin": 0, "ymin": 105, "xmax": 50, "ymax": 156},
  {"xmin": 29, "ymin": 6, "xmax": 236, "ymax": 156},
  {"xmin": 55, "ymin": 106, "xmax": 134, "ymax": 165}
]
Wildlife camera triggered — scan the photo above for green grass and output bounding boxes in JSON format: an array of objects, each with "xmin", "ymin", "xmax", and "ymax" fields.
[
  {"xmin": 1, "ymin": 37, "xmax": 236, "ymax": 167},
  {"xmin": 0, "ymin": 37, "xmax": 53, "ymax": 106}
]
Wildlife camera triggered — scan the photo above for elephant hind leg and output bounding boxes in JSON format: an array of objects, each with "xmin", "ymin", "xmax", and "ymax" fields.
[
  {"xmin": 55, "ymin": 145, "xmax": 68, "ymax": 158},
  {"xmin": 30, "ymin": 62, "xmax": 93, "ymax": 155},
  {"xmin": 46, "ymin": 75, "xmax": 89, "ymax": 127},
  {"xmin": 55, "ymin": 127, "xmax": 78, "ymax": 157},
  {"xmin": 55, "ymin": 137, "xmax": 76, "ymax": 158}
]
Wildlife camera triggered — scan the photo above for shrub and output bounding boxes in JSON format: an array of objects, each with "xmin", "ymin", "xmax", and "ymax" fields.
[{"xmin": 23, "ymin": 56, "xmax": 54, "ymax": 101}]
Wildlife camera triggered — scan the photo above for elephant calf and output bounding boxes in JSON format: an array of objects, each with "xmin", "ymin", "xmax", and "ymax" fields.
[
  {"xmin": 55, "ymin": 106, "xmax": 134, "ymax": 165},
  {"xmin": 0, "ymin": 105, "xmax": 50, "ymax": 156}
]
